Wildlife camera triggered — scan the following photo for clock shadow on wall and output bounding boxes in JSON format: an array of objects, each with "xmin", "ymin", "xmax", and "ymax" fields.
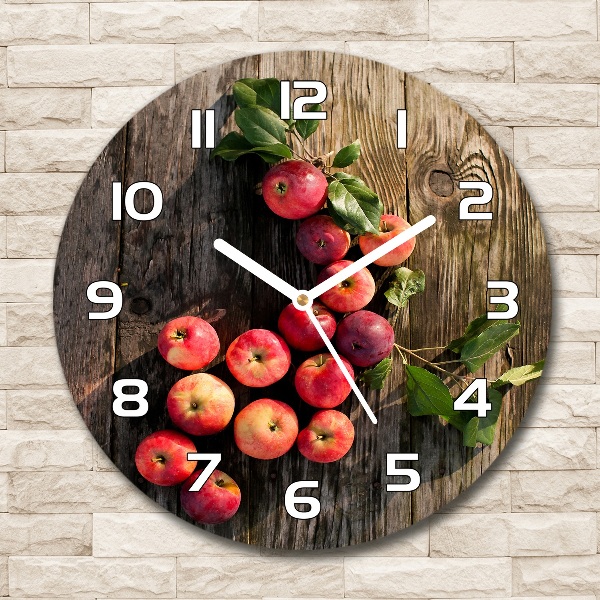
[{"xmin": 53, "ymin": 51, "xmax": 551, "ymax": 550}]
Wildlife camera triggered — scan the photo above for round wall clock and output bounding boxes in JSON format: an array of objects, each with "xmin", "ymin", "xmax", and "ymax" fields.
[{"xmin": 53, "ymin": 51, "xmax": 551, "ymax": 549}]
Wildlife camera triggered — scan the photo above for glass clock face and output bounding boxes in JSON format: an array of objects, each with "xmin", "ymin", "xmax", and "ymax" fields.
[{"xmin": 53, "ymin": 51, "xmax": 551, "ymax": 549}]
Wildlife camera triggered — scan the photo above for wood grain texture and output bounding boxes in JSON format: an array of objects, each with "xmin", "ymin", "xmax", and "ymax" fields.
[{"xmin": 53, "ymin": 51, "xmax": 551, "ymax": 549}]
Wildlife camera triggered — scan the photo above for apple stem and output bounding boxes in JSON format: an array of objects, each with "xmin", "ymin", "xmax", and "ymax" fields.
[
  {"xmin": 268, "ymin": 421, "xmax": 278, "ymax": 432},
  {"xmin": 151, "ymin": 456, "xmax": 166, "ymax": 464}
]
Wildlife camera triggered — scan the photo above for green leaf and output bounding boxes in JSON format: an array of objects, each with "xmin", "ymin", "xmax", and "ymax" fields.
[
  {"xmin": 210, "ymin": 131, "xmax": 254, "ymax": 161},
  {"xmin": 455, "ymin": 387, "xmax": 503, "ymax": 447},
  {"xmin": 474, "ymin": 387, "xmax": 502, "ymax": 445},
  {"xmin": 460, "ymin": 322, "xmax": 521, "ymax": 373},
  {"xmin": 448, "ymin": 314, "xmax": 502, "ymax": 354},
  {"xmin": 492, "ymin": 359, "xmax": 544, "ymax": 388},
  {"xmin": 327, "ymin": 173, "xmax": 382, "ymax": 235},
  {"xmin": 211, "ymin": 132, "xmax": 292, "ymax": 163},
  {"xmin": 295, "ymin": 104, "xmax": 322, "ymax": 140},
  {"xmin": 332, "ymin": 140, "xmax": 361, "ymax": 168},
  {"xmin": 462, "ymin": 417, "xmax": 480, "ymax": 447},
  {"xmin": 446, "ymin": 387, "xmax": 502, "ymax": 447},
  {"xmin": 405, "ymin": 365, "xmax": 454, "ymax": 418},
  {"xmin": 360, "ymin": 358, "xmax": 392, "ymax": 390},
  {"xmin": 232, "ymin": 78, "xmax": 281, "ymax": 113},
  {"xmin": 385, "ymin": 267, "xmax": 425, "ymax": 308},
  {"xmin": 235, "ymin": 107, "xmax": 287, "ymax": 147},
  {"xmin": 405, "ymin": 364, "xmax": 503, "ymax": 448}
]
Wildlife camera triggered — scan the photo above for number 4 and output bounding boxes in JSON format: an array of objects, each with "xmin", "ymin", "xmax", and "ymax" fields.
[{"xmin": 453, "ymin": 379, "xmax": 491, "ymax": 417}]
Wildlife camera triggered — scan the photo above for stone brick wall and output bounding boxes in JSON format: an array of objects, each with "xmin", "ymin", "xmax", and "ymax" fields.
[{"xmin": 1, "ymin": 0, "xmax": 599, "ymax": 597}]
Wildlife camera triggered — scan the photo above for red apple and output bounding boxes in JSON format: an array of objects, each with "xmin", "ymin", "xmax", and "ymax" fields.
[
  {"xmin": 277, "ymin": 302, "xmax": 336, "ymax": 352},
  {"xmin": 297, "ymin": 409, "xmax": 355, "ymax": 463},
  {"xmin": 134, "ymin": 430, "xmax": 197, "ymax": 486},
  {"xmin": 317, "ymin": 260, "xmax": 375, "ymax": 313},
  {"xmin": 336, "ymin": 310, "xmax": 395, "ymax": 367},
  {"xmin": 296, "ymin": 215, "xmax": 350, "ymax": 264},
  {"xmin": 262, "ymin": 160, "xmax": 327, "ymax": 219},
  {"xmin": 157, "ymin": 316, "xmax": 219, "ymax": 371},
  {"xmin": 167, "ymin": 373, "xmax": 235, "ymax": 436},
  {"xmin": 294, "ymin": 353, "xmax": 354, "ymax": 408},
  {"xmin": 226, "ymin": 329, "xmax": 291, "ymax": 387},
  {"xmin": 180, "ymin": 468, "xmax": 241, "ymax": 524},
  {"xmin": 234, "ymin": 398, "xmax": 298, "ymax": 459},
  {"xmin": 358, "ymin": 214, "xmax": 416, "ymax": 267}
]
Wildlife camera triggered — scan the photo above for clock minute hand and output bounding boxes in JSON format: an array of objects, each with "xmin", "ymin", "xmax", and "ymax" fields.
[
  {"xmin": 306, "ymin": 215, "xmax": 437, "ymax": 300},
  {"xmin": 306, "ymin": 309, "xmax": 377, "ymax": 425},
  {"xmin": 214, "ymin": 239, "xmax": 300, "ymax": 302}
]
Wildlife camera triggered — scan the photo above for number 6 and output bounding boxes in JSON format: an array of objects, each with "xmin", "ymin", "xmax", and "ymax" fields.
[{"xmin": 285, "ymin": 481, "xmax": 320, "ymax": 519}]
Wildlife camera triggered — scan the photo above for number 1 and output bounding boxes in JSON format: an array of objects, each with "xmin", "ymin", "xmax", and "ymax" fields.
[{"xmin": 397, "ymin": 109, "xmax": 407, "ymax": 149}]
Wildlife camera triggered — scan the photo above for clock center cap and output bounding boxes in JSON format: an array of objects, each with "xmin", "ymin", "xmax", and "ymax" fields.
[{"xmin": 293, "ymin": 291, "xmax": 312, "ymax": 312}]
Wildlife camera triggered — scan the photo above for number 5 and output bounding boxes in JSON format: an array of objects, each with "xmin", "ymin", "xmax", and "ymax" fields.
[{"xmin": 386, "ymin": 453, "xmax": 420, "ymax": 492}]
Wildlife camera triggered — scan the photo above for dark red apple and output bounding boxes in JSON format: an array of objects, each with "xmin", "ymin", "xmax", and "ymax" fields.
[
  {"xmin": 157, "ymin": 315, "xmax": 219, "ymax": 370},
  {"xmin": 335, "ymin": 310, "xmax": 395, "ymax": 367},
  {"xmin": 297, "ymin": 409, "xmax": 355, "ymax": 463},
  {"xmin": 296, "ymin": 215, "xmax": 350, "ymax": 264},
  {"xmin": 180, "ymin": 468, "xmax": 241, "ymax": 524},
  {"xmin": 262, "ymin": 160, "xmax": 327, "ymax": 219},
  {"xmin": 317, "ymin": 260, "xmax": 375, "ymax": 313},
  {"xmin": 294, "ymin": 353, "xmax": 354, "ymax": 408},
  {"xmin": 277, "ymin": 302, "xmax": 336, "ymax": 352},
  {"xmin": 134, "ymin": 430, "xmax": 197, "ymax": 486}
]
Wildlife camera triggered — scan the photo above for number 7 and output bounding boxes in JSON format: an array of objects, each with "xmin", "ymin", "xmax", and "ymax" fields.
[{"xmin": 186, "ymin": 453, "xmax": 222, "ymax": 491}]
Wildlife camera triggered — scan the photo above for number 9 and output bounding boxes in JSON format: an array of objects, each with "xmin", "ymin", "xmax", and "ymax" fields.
[{"xmin": 87, "ymin": 281, "xmax": 123, "ymax": 320}]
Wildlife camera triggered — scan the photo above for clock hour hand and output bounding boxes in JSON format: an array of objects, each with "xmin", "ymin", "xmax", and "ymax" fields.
[
  {"xmin": 214, "ymin": 239, "xmax": 300, "ymax": 302},
  {"xmin": 306, "ymin": 309, "xmax": 377, "ymax": 425},
  {"xmin": 306, "ymin": 215, "xmax": 436, "ymax": 300}
]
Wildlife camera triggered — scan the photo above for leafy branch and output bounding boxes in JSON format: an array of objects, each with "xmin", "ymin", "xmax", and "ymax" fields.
[
  {"xmin": 211, "ymin": 77, "xmax": 383, "ymax": 235},
  {"xmin": 360, "ymin": 310, "xmax": 543, "ymax": 448}
]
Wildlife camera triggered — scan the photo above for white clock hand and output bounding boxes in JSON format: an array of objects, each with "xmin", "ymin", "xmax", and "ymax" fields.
[
  {"xmin": 306, "ymin": 309, "xmax": 377, "ymax": 425},
  {"xmin": 214, "ymin": 239, "xmax": 300, "ymax": 302},
  {"xmin": 307, "ymin": 215, "xmax": 436, "ymax": 300}
]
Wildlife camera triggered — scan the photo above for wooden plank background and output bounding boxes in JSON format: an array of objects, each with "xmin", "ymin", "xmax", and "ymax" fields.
[{"xmin": 53, "ymin": 51, "xmax": 551, "ymax": 549}]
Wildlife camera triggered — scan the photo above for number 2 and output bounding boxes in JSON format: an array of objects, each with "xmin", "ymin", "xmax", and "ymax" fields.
[{"xmin": 459, "ymin": 181, "xmax": 493, "ymax": 220}]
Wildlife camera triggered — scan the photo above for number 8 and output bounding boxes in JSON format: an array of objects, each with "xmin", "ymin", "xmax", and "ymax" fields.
[{"xmin": 113, "ymin": 379, "xmax": 149, "ymax": 417}]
